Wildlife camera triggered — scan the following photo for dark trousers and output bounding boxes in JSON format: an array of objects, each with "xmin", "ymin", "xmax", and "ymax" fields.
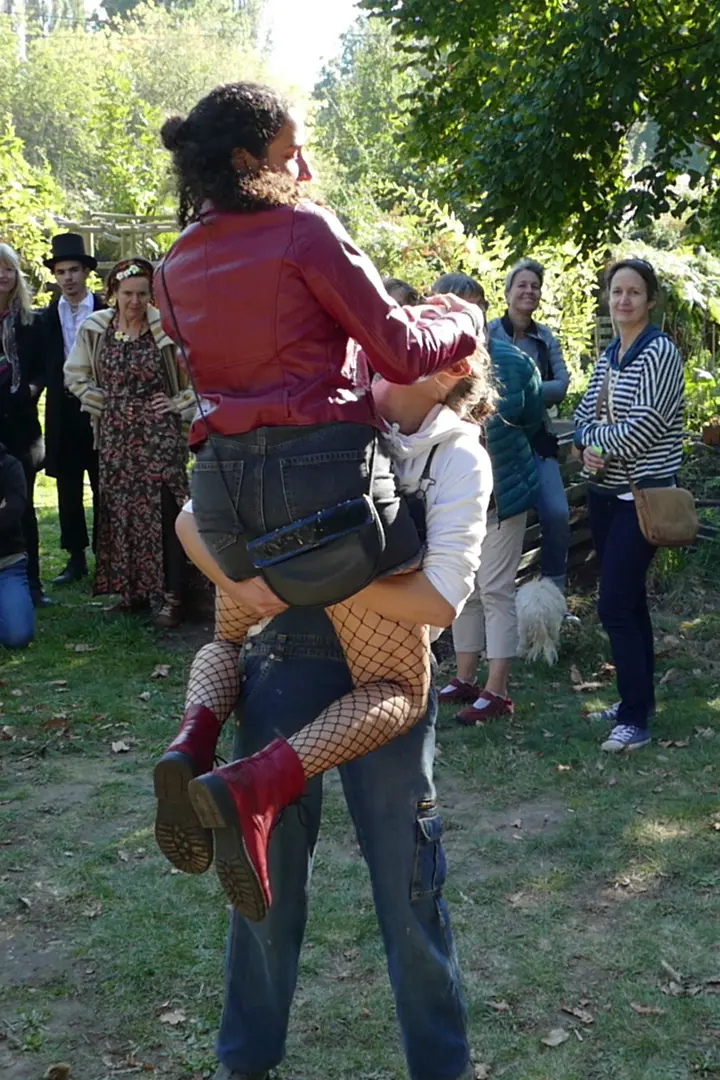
[
  {"xmin": 588, "ymin": 490, "xmax": 657, "ymax": 729},
  {"xmin": 161, "ymin": 484, "xmax": 187, "ymax": 595},
  {"xmin": 17, "ymin": 454, "xmax": 40, "ymax": 594},
  {"xmin": 56, "ymin": 453, "xmax": 99, "ymax": 554}
]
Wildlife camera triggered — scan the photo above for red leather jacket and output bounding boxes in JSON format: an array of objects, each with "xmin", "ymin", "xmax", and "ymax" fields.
[{"xmin": 155, "ymin": 200, "xmax": 479, "ymax": 447}]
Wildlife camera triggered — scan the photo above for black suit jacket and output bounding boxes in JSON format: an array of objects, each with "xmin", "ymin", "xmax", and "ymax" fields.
[{"xmin": 37, "ymin": 293, "xmax": 105, "ymax": 477}]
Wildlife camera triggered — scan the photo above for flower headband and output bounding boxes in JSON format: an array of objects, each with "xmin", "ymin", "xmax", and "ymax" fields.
[{"xmin": 116, "ymin": 263, "xmax": 146, "ymax": 281}]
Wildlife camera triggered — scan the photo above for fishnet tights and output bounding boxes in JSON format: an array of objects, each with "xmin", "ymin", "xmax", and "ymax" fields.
[
  {"xmin": 185, "ymin": 589, "xmax": 431, "ymax": 780},
  {"xmin": 290, "ymin": 601, "xmax": 430, "ymax": 780},
  {"xmin": 184, "ymin": 590, "xmax": 258, "ymax": 718}
]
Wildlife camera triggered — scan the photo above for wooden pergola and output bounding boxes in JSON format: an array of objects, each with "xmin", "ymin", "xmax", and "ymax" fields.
[{"xmin": 53, "ymin": 212, "xmax": 179, "ymax": 276}]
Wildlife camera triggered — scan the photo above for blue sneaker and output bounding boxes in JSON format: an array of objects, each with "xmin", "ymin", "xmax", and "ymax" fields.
[
  {"xmin": 588, "ymin": 702, "xmax": 656, "ymax": 725},
  {"xmin": 587, "ymin": 701, "xmax": 621, "ymax": 725},
  {"xmin": 601, "ymin": 725, "xmax": 652, "ymax": 753}
]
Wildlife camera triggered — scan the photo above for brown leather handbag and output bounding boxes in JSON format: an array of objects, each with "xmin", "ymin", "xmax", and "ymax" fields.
[{"xmin": 594, "ymin": 365, "xmax": 699, "ymax": 548}]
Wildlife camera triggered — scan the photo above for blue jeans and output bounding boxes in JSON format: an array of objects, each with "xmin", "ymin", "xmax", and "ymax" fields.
[
  {"xmin": 0, "ymin": 558, "xmax": 35, "ymax": 649},
  {"xmin": 217, "ymin": 609, "xmax": 471, "ymax": 1080},
  {"xmin": 534, "ymin": 453, "xmax": 570, "ymax": 590},
  {"xmin": 588, "ymin": 491, "xmax": 657, "ymax": 729}
]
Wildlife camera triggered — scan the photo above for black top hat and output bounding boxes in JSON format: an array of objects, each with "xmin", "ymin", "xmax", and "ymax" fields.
[{"xmin": 44, "ymin": 232, "xmax": 97, "ymax": 272}]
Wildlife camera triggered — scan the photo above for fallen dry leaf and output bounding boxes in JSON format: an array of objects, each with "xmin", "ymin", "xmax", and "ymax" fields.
[
  {"xmin": 11, "ymin": 688, "xmax": 23, "ymax": 697},
  {"xmin": 42, "ymin": 715, "xmax": 69, "ymax": 732},
  {"xmin": 557, "ymin": 764, "xmax": 572, "ymax": 772},
  {"xmin": 18, "ymin": 896, "xmax": 31, "ymax": 911},
  {"xmin": 117, "ymin": 850, "xmax": 130, "ymax": 862},
  {"xmin": 0, "ymin": 724, "xmax": 16, "ymax": 740},
  {"xmin": 630, "ymin": 1002, "xmax": 666, "ymax": 1016},
  {"xmin": 659, "ymin": 668, "xmax": 681, "ymax": 686},
  {"xmin": 541, "ymin": 1028, "xmax": 570, "ymax": 1047},
  {"xmin": 111, "ymin": 740, "xmax": 131, "ymax": 754},
  {"xmin": 138, "ymin": 691, "xmax": 151, "ymax": 702},
  {"xmin": 82, "ymin": 902, "xmax": 103, "ymax": 918},
  {"xmin": 572, "ymin": 681, "xmax": 604, "ymax": 693},
  {"xmin": 570, "ymin": 665, "xmax": 583, "ymax": 685},
  {"xmin": 562, "ymin": 1003, "xmax": 594, "ymax": 1025},
  {"xmin": 606, "ymin": 776, "xmax": 618, "ymax": 787},
  {"xmin": 511, "ymin": 818, "xmax": 522, "ymax": 829},
  {"xmin": 44, "ymin": 1066, "xmax": 71, "ymax": 1080},
  {"xmin": 695, "ymin": 726, "xmax": 715, "ymax": 739},
  {"xmin": 486, "ymin": 999, "xmax": 511, "ymax": 1013},
  {"xmin": 50, "ymin": 680, "xmax": 67, "ymax": 687},
  {"xmin": 473, "ymin": 1065, "xmax": 491, "ymax": 1080},
  {"xmin": 65, "ymin": 643, "xmax": 98, "ymax": 653},
  {"xmin": 150, "ymin": 664, "xmax": 170, "ymax": 679},
  {"xmin": 159, "ymin": 1008, "xmax": 186, "ymax": 1026},
  {"xmin": 507, "ymin": 891, "xmax": 524, "ymax": 905},
  {"xmin": 658, "ymin": 739, "xmax": 690, "ymax": 749}
]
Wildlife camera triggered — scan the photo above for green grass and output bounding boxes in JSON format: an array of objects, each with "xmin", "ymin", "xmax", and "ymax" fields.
[{"xmin": 1, "ymin": 476, "xmax": 719, "ymax": 1079}]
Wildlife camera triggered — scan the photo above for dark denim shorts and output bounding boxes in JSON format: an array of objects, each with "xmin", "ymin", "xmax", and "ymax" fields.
[{"xmin": 190, "ymin": 422, "xmax": 421, "ymax": 583}]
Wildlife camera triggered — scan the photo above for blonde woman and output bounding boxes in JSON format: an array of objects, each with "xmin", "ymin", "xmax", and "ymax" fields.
[{"xmin": 0, "ymin": 244, "xmax": 46, "ymax": 605}]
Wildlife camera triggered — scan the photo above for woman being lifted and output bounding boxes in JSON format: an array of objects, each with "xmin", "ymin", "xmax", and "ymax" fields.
[{"xmin": 153, "ymin": 82, "xmax": 483, "ymax": 920}]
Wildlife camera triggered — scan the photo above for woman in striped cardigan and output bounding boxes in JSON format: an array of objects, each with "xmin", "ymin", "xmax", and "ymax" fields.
[{"xmin": 574, "ymin": 258, "xmax": 684, "ymax": 753}]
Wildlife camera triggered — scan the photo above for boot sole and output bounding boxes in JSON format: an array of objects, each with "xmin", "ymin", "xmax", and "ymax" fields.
[
  {"xmin": 154, "ymin": 751, "xmax": 213, "ymax": 875},
  {"xmin": 188, "ymin": 773, "xmax": 268, "ymax": 923}
]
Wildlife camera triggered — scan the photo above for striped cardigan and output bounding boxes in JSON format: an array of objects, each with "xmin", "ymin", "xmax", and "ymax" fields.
[{"xmin": 574, "ymin": 327, "xmax": 684, "ymax": 494}]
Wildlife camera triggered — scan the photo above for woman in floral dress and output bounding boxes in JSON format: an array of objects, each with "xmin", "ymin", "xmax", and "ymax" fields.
[{"xmin": 65, "ymin": 258, "xmax": 195, "ymax": 626}]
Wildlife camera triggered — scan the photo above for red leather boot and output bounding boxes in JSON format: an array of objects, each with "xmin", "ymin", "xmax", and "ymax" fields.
[
  {"xmin": 188, "ymin": 739, "xmax": 306, "ymax": 922},
  {"xmin": 153, "ymin": 705, "xmax": 223, "ymax": 874}
]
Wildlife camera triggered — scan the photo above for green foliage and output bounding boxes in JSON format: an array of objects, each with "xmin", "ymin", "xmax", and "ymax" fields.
[
  {"xmin": 684, "ymin": 360, "xmax": 720, "ymax": 430},
  {"xmin": 0, "ymin": 117, "xmax": 61, "ymax": 291},
  {"xmin": 312, "ymin": 17, "xmax": 421, "ymax": 196},
  {"xmin": 0, "ymin": 2, "xmax": 269, "ymax": 221},
  {"xmin": 360, "ymin": 0, "xmax": 720, "ymax": 249}
]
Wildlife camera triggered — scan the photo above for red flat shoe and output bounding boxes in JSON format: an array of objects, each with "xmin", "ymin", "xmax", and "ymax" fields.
[
  {"xmin": 456, "ymin": 691, "xmax": 514, "ymax": 726},
  {"xmin": 438, "ymin": 677, "xmax": 481, "ymax": 706},
  {"xmin": 154, "ymin": 705, "xmax": 222, "ymax": 874},
  {"xmin": 188, "ymin": 739, "xmax": 306, "ymax": 922}
]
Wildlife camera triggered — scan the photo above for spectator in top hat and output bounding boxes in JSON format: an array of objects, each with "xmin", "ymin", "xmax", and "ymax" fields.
[{"xmin": 37, "ymin": 233, "xmax": 105, "ymax": 585}]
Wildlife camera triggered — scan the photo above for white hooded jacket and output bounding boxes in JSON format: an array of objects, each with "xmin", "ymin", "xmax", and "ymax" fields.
[{"xmin": 385, "ymin": 403, "xmax": 493, "ymax": 621}]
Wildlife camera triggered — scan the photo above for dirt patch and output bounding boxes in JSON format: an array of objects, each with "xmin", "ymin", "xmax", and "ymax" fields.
[{"xmin": 440, "ymin": 769, "xmax": 570, "ymax": 839}]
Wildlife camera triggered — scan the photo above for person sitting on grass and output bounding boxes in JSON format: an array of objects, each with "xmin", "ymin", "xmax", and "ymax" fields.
[{"xmin": 0, "ymin": 441, "xmax": 35, "ymax": 649}]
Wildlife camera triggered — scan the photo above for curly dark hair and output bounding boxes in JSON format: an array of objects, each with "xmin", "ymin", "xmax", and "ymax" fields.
[{"xmin": 161, "ymin": 83, "xmax": 302, "ymax": 227}]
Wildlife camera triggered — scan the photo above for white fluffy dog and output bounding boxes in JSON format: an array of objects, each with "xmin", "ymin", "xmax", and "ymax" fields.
[{"xmin": 515, "ymin": 577, "xmax": 567, "ymax": 666}]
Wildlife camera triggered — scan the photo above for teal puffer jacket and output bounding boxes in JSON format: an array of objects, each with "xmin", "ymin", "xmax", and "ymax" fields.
[{"xmin": 486, "ymin": 337, "xmax": 543, "ymax": 521}]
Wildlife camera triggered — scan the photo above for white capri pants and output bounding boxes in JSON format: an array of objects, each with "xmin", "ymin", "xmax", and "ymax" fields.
[{"xmin": 451, "ymin": 510, "xmax": 527, "ymax": 660}]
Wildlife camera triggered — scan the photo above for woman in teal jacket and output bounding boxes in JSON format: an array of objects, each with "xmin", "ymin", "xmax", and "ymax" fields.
[{"xmin": 431, "ymin": 274, "xmax": 543, "ymax": 722}]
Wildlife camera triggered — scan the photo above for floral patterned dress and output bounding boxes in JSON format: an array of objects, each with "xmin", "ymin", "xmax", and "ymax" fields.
[{"xmin": 93, "ymin": 318, "xmax": 189, "ymax": 606}]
